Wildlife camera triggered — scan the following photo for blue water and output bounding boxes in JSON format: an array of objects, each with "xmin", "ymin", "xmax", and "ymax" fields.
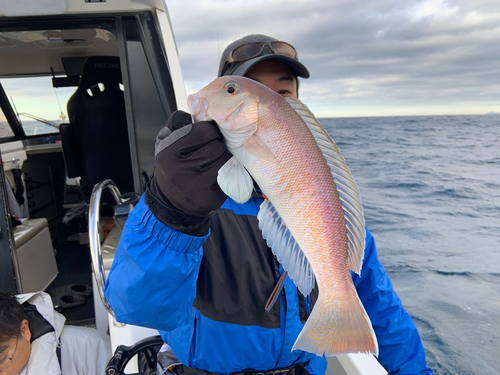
[{"xmin": 321, "ymin": 115, "xmax": 500, "ymax": 375}]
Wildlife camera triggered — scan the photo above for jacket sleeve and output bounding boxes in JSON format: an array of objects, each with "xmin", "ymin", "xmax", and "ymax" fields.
[
  {"xmin": 353, "ymin": 228, "xmax": 433, "ymax": 375},
  {"xmin": 104, "ymin": 195, "xmax": 207, "ymax": 331}
]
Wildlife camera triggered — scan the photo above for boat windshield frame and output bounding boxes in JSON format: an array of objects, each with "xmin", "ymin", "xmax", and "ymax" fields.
[{"xmin": 0, "ymin": 12, "xmax": 178, "ymax": 151}]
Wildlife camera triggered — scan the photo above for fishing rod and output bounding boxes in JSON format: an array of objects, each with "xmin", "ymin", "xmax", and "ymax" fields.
[{"xmin": 18, "ymin": 112, "xmax": 60, "ymax": 128}]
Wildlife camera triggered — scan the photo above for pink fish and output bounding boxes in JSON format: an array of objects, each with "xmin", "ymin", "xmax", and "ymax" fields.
[{"xmin": 188, "ymin": 76, "xmax": 378, "ymax": 357}]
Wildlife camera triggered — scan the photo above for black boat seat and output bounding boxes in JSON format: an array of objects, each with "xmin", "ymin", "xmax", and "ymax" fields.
[{"xmin": 60, "ymin": 56, "xmax": 134, "ymax": 198}]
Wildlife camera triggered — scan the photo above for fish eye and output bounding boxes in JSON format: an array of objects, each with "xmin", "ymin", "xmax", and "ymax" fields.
[{"xmin": 224, "ymin": 81, "xmax": 239, "ymax": 94}]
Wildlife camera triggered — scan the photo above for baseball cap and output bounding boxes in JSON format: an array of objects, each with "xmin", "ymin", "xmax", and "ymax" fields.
[{"xmin": 218, "ymin": 34, "xmax": 310, "ymax": 78}]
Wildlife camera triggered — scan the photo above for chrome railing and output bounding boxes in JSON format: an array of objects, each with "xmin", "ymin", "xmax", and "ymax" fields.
[{"xmin": 88, "ymin": 179, "xmax": 138, "ymax": 316}]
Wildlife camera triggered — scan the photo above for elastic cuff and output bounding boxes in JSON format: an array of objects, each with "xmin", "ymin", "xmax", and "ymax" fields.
[{"xmin": 145, "ymin": 184, "xmax": 210, "ymax": 236}]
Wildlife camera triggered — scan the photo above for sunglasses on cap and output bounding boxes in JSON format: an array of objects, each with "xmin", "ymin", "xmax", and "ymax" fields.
[{"xmin": 225, "ymin": 41, "xmax": 298, "ymax": 65}]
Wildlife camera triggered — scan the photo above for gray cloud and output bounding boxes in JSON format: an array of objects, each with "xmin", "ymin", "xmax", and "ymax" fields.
[{"xmin": 167, "ymin": 0, "xmax": 500, "ymax": 116}]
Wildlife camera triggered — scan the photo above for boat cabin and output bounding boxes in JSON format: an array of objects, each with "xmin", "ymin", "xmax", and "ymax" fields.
[
  {"xmin": 0, "ymin": 0, "xmax": 186, "ymax": 371},
  {"xmin": 0, "ymin": 0, "xmax": 184, "ymax": 292}
]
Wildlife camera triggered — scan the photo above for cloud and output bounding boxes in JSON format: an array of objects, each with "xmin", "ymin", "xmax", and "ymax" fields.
[{"xmin": 167, "ymin": 0, "xmax": 500, "ymax": 116}]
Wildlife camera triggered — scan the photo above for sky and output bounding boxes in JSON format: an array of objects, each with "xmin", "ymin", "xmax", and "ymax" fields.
[
  {"xmin": 166, "ymin": 0, "xmax": 500, "ymax": 117},
  {"xmin": 0, "ymin": 0, "xmax": 498, "ymax": 122}
]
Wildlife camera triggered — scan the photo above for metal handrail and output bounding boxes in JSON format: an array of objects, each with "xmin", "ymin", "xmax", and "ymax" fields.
[{"xmin": 88, "ymin": 179, "xmax": 135, "ymax": 316}]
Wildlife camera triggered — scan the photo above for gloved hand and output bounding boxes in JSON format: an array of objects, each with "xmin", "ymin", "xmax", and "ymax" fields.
[{"xmin": 147, "ymin": 110, "xmax": 231, "ymax": 235}]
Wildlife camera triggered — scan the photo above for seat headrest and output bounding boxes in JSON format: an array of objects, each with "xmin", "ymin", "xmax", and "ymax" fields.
[{"xmin": 78, "ymin": 56, "xmax": 122, "ymax": 90}]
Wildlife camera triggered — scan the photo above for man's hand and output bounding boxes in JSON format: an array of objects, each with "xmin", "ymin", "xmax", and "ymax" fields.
[{"xmin": 149, "ymin": 110, "xmax": 231, "ymax": 220}]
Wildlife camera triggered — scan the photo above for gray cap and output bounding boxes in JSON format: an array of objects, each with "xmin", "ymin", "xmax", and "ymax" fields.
[{"xmin": 218, "ymin": 34, "xmax": 310, "ymax": 78}]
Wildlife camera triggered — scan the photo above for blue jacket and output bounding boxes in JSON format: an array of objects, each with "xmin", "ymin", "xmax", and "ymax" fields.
[{"xmin": 105, "ymin": 195, "xmax": 433, "ymax": 375}]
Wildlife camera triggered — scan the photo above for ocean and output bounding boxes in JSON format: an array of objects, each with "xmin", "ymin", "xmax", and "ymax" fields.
[
  {"xmin": 0, "ymin": 120, "xmax": 59, "ymax": 138},
  {"xmin": 320, "ymin": 114, "xmax": 500, "ymax": 375},
  {"xmin": 1, "ymin": 115, "xmax": 497, "ymax": 373}
]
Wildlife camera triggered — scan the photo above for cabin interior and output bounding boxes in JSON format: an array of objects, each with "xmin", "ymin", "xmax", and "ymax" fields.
[{"xmin": 0, "ymin": 12, "xmax": 177, "ymax": 328}]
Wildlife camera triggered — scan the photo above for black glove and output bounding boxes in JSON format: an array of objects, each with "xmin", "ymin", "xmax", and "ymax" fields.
[{"xmin": 146, "ymin": 110, "xmax": 231, "ymax": 236}]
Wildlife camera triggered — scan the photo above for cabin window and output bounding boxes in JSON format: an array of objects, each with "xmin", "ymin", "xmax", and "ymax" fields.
[
  {"xmin": 0, "ymin": 76, "xmax": 74, "ymax": 138},
  {"xmin": 0, "ymin": 106, "xmax": 14, "ymax": 138},
  {"xmin": 0, "ymin": 13, "xmax": 178, "ymax": 192}
]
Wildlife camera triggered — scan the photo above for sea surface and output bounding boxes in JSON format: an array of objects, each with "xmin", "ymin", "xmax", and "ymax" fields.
[
  {"xmin": 0, "ymin": 120, "xmax": 59, "ymax": 138},
  {"xmin": 320, "ymin": 114, "xmax": 500, "ymax": 375}
]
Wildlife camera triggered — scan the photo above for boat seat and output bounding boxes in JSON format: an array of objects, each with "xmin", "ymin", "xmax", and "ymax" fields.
[
  {"xmin": 102, "ymin": 225, "xmax": 122, "ymax": 272},
  {"xmin": 14, "ymin": 218, "xmax": 58, "ymax": 293},
  {"xmin": 60, "ymin": 55, "xmax": 134, "ymax": 199},
  {"xmin": 93, "ymin": 223, "xmax": 122, "ymax": 333}
]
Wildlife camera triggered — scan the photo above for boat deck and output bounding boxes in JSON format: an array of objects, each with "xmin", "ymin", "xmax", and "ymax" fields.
[{"xmin": 46, "ymin": 215, "xmax": 95, "ymax": 326}]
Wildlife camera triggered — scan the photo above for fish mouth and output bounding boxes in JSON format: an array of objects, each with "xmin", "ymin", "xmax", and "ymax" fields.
[{"xmin": 188, "ymin": 93, "xmax": 209, "ymax": 122}]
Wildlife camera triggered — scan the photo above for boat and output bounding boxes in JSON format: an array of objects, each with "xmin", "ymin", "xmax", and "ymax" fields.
[{"xmin": 0, "ymin": 1, "xmax": 386, "ymax": 374}]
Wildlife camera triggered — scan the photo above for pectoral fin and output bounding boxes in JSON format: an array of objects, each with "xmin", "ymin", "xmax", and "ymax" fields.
[
  {"xmin": 244, "ymin": 135, "xmax": 279, "ymax": 165},
  {"xmin": 217, "ymin": 157, "xmax": 254, "ymax": 204}
]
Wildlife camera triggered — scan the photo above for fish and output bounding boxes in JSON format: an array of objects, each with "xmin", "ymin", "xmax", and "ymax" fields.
[{"xmin": 188, "ymin": 76, "xmax": 378, "ymax": 357}]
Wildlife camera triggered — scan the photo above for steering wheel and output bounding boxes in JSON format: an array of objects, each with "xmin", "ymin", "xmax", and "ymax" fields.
[{"xmin": 105, "ymin": 335, "xmax": 165, "ymax": 375}]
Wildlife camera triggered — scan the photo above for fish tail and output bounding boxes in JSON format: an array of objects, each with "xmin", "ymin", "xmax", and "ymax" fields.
[{"xmin": 292, "ymin": 292, "xmax": 378, "ymax": 357}]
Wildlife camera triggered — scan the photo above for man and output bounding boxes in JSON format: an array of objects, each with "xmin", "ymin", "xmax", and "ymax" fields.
[
  {"xmin": 105, "ymin": 34, "xmax": 433, "ymax": 375},
  {"xmin": 0, "ymin": 291, "xmax": 112, "ymax": 375}
]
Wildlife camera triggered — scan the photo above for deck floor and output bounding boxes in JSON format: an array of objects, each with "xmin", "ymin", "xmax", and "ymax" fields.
[{"xmin": 46, "ymin": 216, "xmax": 95, "ymax": 326}]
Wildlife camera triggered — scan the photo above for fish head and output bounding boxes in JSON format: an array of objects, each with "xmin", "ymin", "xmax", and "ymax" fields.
[
  {"xmin": 188, "ymin": 76, "xmax": 273, "ymax": 149},
  {"xmin": 188, "ymin": 76, "xmax": 258, "ymax": 124}
]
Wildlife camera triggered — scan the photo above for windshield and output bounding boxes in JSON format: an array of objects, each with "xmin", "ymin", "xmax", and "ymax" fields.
[{"xmin": 0, "ymin": 76, "xmax": 75, "ymax": 138}]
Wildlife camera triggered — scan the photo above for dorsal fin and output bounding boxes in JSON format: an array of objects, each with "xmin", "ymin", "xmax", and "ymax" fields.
[
  {"xmin": 257, "ymin": 199, "xmax": 315, "ymax": 296},
  {"xmin": 286, "ymin": 97, "xmax": 366, "ymax": 274}
]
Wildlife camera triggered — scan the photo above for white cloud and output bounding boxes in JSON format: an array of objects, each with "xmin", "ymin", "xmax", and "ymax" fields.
[
  {"xmin": 168, "ymin": 0, "xmax": 500, "ymax": 116},
  {"xmin": 410, "ymin": 0, "xmax": 459, "ymax": 22}
]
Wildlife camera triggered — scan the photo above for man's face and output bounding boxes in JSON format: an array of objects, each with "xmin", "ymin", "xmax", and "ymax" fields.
[
  {"xmin": 0, "ymin": 320, "xmax": 31, "ymax": 375},
  {"xmin": 244, "ymin": 61, "xmax": 298, "ymax": 99}
]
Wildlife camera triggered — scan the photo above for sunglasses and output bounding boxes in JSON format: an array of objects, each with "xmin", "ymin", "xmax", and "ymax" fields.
[
  {"xmin": 225, "ymin": 41, "xmax": 298, "ymax": 65},
  {"xmin": 0, "ymin": 337, "xmax": 19, "ymax": 370}
]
